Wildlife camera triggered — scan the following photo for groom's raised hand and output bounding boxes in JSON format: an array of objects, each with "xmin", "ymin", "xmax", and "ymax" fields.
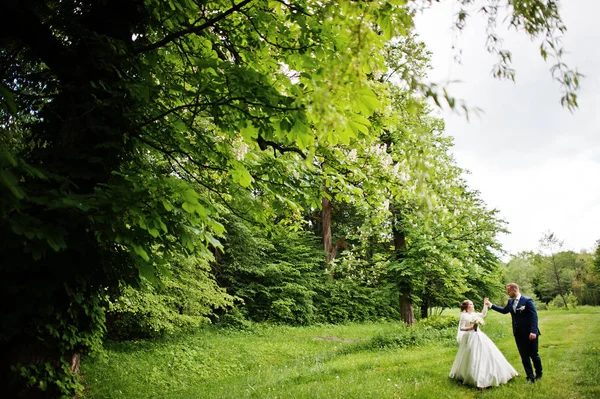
[{"xmin": 484, "ymin": 298, "xmax": 491, "ymax": 307}]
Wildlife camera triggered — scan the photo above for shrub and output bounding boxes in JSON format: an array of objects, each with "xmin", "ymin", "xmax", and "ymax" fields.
[
  {"xmin": 313, "ymin": 279, "xmax": 399, "ymax": 324},
  {"xmin": 418, "ymin": 315, "xmax": 460, "ymax": 330},
  {"xmin": 340, "ymin": 322, "xmax": 456, "ymax": 355},
  {"xmin": 218, "ymin": 218, "xmax": 322, "ymax": 325},
  {"xmin": 107, "ymin": 253, "xmax": 233, "ymax": 339},
  {"xmin": 547, "ymin": 293, "xmax": 578, "ymax": 310},
  {"xmin": 214, "ymin": 308, "xmax": 254, "ymax": 331}
]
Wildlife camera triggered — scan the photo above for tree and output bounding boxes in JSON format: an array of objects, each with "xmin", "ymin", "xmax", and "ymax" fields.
[
  {"xmin": 379, "ymin": 89, "xmax": 506, "ymax": 323},
  {"xmin": 538, "ymin": 231, "xmax": 570, "ymax": 308},
  {"xmin": 571, "ymin": 251, "xmax": 599, "ymax": 306},
  {"xmin": 502, "ymin": 252, "xmax": 537, "ymax": 294},
  {"xmin": 504, "ymin": 244, "xmax": 598, "ymax": 306}
]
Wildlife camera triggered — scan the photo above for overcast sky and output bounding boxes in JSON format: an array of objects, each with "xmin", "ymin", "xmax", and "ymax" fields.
[{"xmin": 414, "ymin": 0, "xmax": 600, "ymax": 258}]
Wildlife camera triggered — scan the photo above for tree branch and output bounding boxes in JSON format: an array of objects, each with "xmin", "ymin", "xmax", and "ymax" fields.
[
  {"xmin": 136, "ymin": 0, "xmax": 254, "ymax": 53},
  {"xmin": 128, "ymin": 131, "xmax": 227, "ymax": 173},
  {"xmin": 167, "ymin": 156, "xmax": 255, "ymax": 225},
  {"xmin": 256, "ymin": 135, "xmax": 306, "ymax": 159},
  {"xmin": 136, "ymin": 97, "xmax": 230, "ymax": 129}
]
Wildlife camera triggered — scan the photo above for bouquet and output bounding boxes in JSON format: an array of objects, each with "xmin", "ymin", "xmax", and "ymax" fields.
[{"xmin": 471, "ymin": 315, "xmax": 485, "ymax": 331}]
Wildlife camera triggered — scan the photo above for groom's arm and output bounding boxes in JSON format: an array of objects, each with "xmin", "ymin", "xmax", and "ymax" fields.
[
  {"xmin": 490, "ymin": 302, "xmax": 510, "ymax": 314},
  {"xmin": 528, "ymin": 298, "xmax": 539, "ymax": 336}
]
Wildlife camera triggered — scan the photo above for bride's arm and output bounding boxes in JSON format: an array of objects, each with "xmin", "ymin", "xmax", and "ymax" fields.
[
  {"xmin": 480, "ymin": 304, "xmax": 488, "ymax": 318},
  {"xmin": 459, "ymin": 315, "xmax": 474, "ymax": 331}
]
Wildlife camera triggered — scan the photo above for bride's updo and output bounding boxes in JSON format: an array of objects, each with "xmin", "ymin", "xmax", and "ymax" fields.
[{"xmin": 460, "ymin": 300, "xmax": 471, "ymax": 312}]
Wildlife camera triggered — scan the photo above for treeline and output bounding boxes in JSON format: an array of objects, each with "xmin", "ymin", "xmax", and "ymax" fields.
[
  {"xmin": 107, "ymin": 98, "xmax": 508, "ymax": 338},
  {"xmin": 502, "ymin": 233, "xmax": 600, "ymax": 309}
]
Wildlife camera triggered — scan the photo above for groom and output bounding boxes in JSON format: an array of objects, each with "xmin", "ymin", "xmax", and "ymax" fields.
[{"xmin": 485, "ymin": 283, "xmax": 543, "ymax": 383}]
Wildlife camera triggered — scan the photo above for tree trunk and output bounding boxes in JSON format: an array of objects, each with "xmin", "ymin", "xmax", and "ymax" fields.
[
  {"xmin": 551, "ymin": 254, "xmax": 569, "ymax": 309},
  {"xmin": 322, "ymin": 195, "xmax": 336, "ymax": 280},
  {"xmin": 420, "ymin": 301, "xmax": 428, "ymax": 319},
  {"xmin": 393, "ymin": 220, "xmax": 414, "ymax": 325},
  {"xmin": 366, "ymin": 235, "xmax": 374, "ymax": 262},
  {"xmin": 322, "ymin": 196, "xmax": 333, "ymax": 264},
  {"xmin": 393, "ymin": 227, "xmax": 406, "ymax": 255},
  {"xmin": 400, "ymin": 289, "xmax": 415, "ymax": 326}
]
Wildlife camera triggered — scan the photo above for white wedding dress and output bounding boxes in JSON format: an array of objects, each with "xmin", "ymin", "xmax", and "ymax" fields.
[{"xmin": 449, "ymin": 306, "xmax": 518, "ymax": 388}]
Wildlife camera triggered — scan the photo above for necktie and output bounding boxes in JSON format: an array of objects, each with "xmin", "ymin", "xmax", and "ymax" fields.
[{"xmin": 512, "ymin": 298, "xmax": 518, "ymax": 312}]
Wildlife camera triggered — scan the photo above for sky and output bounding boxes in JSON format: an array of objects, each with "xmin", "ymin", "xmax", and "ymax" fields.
[{"xmin": 413, "ymin": 0, "xmax": 600, "ymax": 258}]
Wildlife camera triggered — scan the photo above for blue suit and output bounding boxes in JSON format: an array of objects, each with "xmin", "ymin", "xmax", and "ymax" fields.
[{"xmin": 491, "ymin": 295, "xmax": 543, "ymax": 381}]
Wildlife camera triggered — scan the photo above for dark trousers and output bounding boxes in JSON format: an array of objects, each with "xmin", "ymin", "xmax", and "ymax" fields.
[{"xmin": 515, "ymin": 334, "xmax": 542, "ymax": 379}]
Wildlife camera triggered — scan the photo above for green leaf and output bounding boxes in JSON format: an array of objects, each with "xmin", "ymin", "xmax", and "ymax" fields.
[
  {"xmin": 292, "ymin": 119, "xmax": 312, "ymax": 150},
  {"xmin": 148, "ymin": 227, "xmax": 160, "ymax": 238},
  {"xmin": 0, "ymin": 141, "xmax": 18, "ymax": 167},
  {"xmin": 348, "ymin": 120, "xmax": 370, "ymax": 135},
  {"xmin": 378, "ymin": 11, "xmax": 394, "ymax": 41},
  {"xmin": 208, "ymin": 219, "xmax": 225, "ymax": 235},
  {"xmin": 139, "ymin": 262, "xmax": 158, "ymax": 286},
  {"xmin": 182, "ymin": 201, "xmax": 194, "ymax": 213},
  {"xmin": 47, "ymin": 235, "xmax": 66, "ymax": 252},
  {"xmin": 183, "ymin": 189, "xmax": 199, "ymax": 204},
  {"xmin": 132, "ymin": 244, "xmax": 150, "ymax": 262},
  {"xmin": 181, "ymin": 231, "xmax": 195, "ymax": 251},
  {"xmin": 157, "ymin": 218, "xmax": 168, "ymax": 233},
  {"xmin": 231, "ymin": 164, "xmax": 253, "ymax": 187},
  {"xmin": 0, "ymin": 169, "xmax": 25, "ymax": 199},
  {"xmin": 240, "ymin": 123, "xmax": 260, "ymax": 141},
  {"xmin": 205, "ymin": 233, "xmax": 222, "ymax": 249},
  {"xmin": 162, "ymin": 200, "xmax": 174, "ymax": 211},
  {"xmin": 182, "ymin": 201, "xmax": 206, "ymax": 216},
  {"xmin": 355, "ymin": 87, "xmax": 380, "ymax": 115}
]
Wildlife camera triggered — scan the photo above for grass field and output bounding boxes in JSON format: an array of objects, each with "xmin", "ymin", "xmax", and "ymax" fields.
[{"xmin": 81, "ymin": 307, "xmax": 600, "ymax": 398}]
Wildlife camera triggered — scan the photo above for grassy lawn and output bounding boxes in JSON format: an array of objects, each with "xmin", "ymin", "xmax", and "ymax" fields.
[{"xmin": 81, "ymin": 307, "xmax": 600, "ymax": 398}]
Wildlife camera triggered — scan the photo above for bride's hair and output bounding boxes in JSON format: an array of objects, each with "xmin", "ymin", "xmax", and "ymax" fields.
[{"xmin": 460, "ymin": 300, "xmax": 471, "ymax": 312}]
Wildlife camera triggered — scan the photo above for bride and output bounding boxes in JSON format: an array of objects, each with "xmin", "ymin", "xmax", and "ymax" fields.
[{"xmin": 449, "ymin": 300, "xmax": 518, "ymax": 390}]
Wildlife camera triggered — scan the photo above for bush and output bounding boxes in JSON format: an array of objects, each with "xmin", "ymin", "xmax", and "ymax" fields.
[
  {"xmin": 218, "ymin": 219, "xmax": 323, "ymax": 325},
  {"xmin": 314, "ymin": 279, "xmax": 398, "ymax": 324},
  {"xmin": 214, "ymin": 308, "xmax": 254, "ymax": 331},
  {"xmin": 418, "ymin": 315, "xmax": 460, "ymax": 330},
  {"xmin": 340, "ymin": 322, "xmax": 456, "ymax": 355},
  {"xmin": 107, "ymin": 253, "xmax": 233, "ymax": 339},
  {"xmin": 547, "ymin": 293, "xmax": 578, "ymax": 310}
]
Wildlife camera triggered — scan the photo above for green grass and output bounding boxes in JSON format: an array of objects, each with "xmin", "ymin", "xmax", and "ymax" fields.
[{"xmin": 81, "ymin": 307, "xmax": 600, "ymax": 398}]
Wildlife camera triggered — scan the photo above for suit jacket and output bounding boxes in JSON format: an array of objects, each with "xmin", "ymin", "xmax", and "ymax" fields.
[{"xmin": 491, "ymin": 295, "xmax": 540, "ymax": 337}]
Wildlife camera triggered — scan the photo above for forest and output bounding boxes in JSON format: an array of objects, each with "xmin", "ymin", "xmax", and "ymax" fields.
[{"xmin": 0, "ymin": 0, "xmax": 594, "ymax": 397}]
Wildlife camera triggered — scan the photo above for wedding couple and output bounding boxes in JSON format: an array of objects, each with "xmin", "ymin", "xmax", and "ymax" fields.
[{"xmin": 449, "ymin": 283, "xmax": 543, "ymax": 390}]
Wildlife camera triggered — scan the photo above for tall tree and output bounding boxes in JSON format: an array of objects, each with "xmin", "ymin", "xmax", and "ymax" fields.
[{"xmin": 538, "ymin": 231, "xmax": 569, "ymax": 308}]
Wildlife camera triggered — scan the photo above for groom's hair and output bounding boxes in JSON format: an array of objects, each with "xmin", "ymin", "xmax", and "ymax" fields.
[{"xmin": 506, "ymin": 283, "xmax": 519, "ymax": 291}]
